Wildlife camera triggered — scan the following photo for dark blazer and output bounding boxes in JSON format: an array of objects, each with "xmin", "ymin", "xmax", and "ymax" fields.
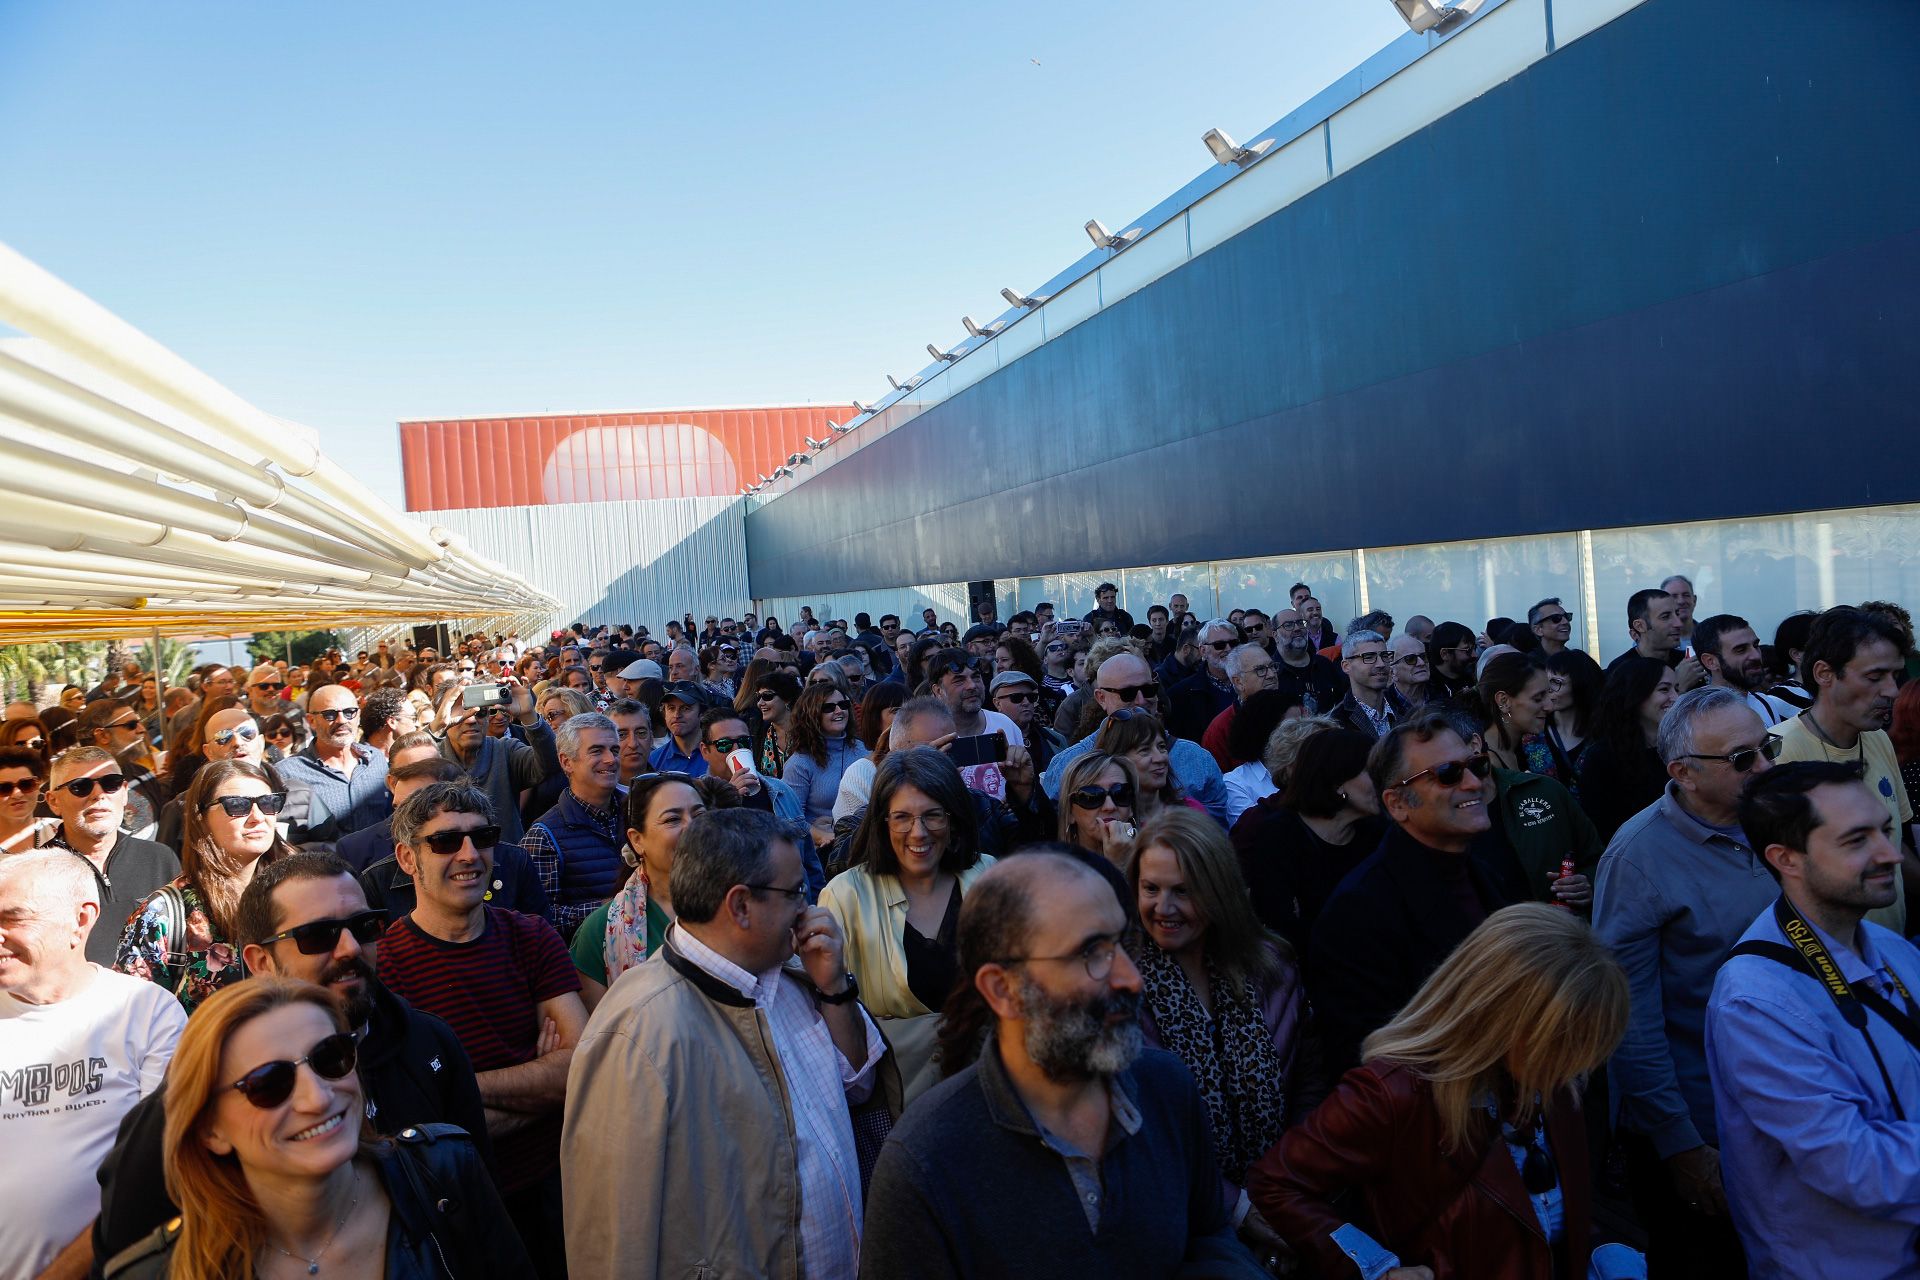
[
  {"xmin": 1164, "ymin": 669, "xmax": 1236, "ymax": 744},
  {"xmin": 1308, "ymin": 823, "xmax": 1521, "ymax": 1071},
  {"xmin": 1250, "ymin": 1062, "xmax": 1593, "ymax": 1280}
]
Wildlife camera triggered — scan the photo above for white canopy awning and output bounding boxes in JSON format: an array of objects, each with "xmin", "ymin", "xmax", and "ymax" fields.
[{"xmin": 0, "ymin": 241, "xmax": 560, "ymax": 644}]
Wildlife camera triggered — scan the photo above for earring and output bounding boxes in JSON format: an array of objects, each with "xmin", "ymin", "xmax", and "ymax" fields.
[{"xmin": 1336, "ymin": 790, "xmax": 1347, "ymax": 803}]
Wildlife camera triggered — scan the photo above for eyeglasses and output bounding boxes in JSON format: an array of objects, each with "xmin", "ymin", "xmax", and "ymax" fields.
[
  {"xmin": 820, "ymin": 699, "xmax": 851, "ymax": 713},
  {"xmin": 57, "ymin": 773, "xmax": 126, "ymax": 799},
  {"xmin": 1097, "ymin": 682, "xmax": 1160, "ymax": 704},
  {"xmin": 101, "ymin": 718, "xmax": 142, "ymax": 733},
  {"xmin": 996, "ymin": 691, "xmax": 1037, "ymax": 705},
  {"xmin": 1245, "ymin": 664, "xmax": 1276, "ymax": 679},
  {"xmin": 1205, "ymin": 640, "xmax": 1235, "ymax": 652},
  {"xmin": 1394, "ymin": 754, "xmax": 1493, "ymax": 789},
  {"xmin": 1045, "ymin": 642, "xmax": 1069, "ymax": 653},
  {"xmin": 0, "ymin": 779, "xmax": 39, "ymax": 798},
  {"xmin": 1395, "ymin": 654, "xmax": 1428, "ymax": 667},
  {"xmin": 886, "ymin": 808, "xmax": 950, "ymax": 834},
  {"xmin": 226, "ymin": 1033, "xmax": 358, "ymax": 1109},
  {"xmin": 999, "ymin": 931, "xmax": 1126, "ymax": 981},
  {"xmin": 204, "ymin": 792, "xmax": 289, "ymax": 819},
  {"xmin": 268, "ymin": 729, "xmax": 295, "ymax": 742},
  {"xmin": 743, "ymin": 881, "xmax": 808, "ymax": 903},
  {"xmin": 258, "ymin": 909, "xmax": 388, "ymax": 955},
  {"xmin": 252, "ymin": 682, "xmax": 286, "ymax": 693},
  {"xmin": 707, "ymin": 736, "xmax": 753, "ymax": 754},
  {"xmin": 314, "ymin": 706, "xmax": 359, "ymax": 722},
  {"xmin": 1347, "ymin": 651, "xmax": 1390, "ymax": 666},
  {"xmin": 416, "ymin": 824, "xmax": 503, "ymax": 854},
  {"xmin": 1069, "ymin": 783, "xmax": 1135, "ymax": 809},
  {"xmin": 1532, "ymin": 613, "xmax": 1573, "ymax": 627},
  {"xmin": 212, "ymin": 723, "xmax": 262, "ymax": 746},
  {"xmin": 1275, "ymin": 620, "xmax": 1306, "ymax": 633},
  {"xmin": 462, "ymin": 706, "xmax": 503, "ymax": 721},
  {"xmin": 1682, "ymin": 734, "xmax": 1784, "ymax": 773}
]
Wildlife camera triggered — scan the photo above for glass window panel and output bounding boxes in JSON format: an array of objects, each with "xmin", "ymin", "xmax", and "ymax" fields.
[
  {"xmin": 1364, "ymin": 534, "xmax": 1580, "ymax": 647},
  {"xmin": 1016, "ymin": 577, "xmax": 1051, "ymax": 617},
  {"xmin": 1058, "ymin": 570, "xmax": 1123, "ymax": 621},
  {"xmin": 1217, "ymin": 553, "xmax": 1359, "ymax": 627},
  {"xmin": 1122, "ymin": 564, "xmax": 1213, "ymax": 619}
]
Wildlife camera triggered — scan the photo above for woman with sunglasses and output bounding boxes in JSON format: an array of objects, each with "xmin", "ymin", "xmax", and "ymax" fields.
[
  {"xmin": 0, "ymin": 714, "xmax": 52, "ymax": 775},
  {"xmin": 260, "ymin": 710, "xmax": 307, "ymax": 763},
  {"xmin": 105, "ymin": 976, "xmax": 528, "ymax": 1280},
  {"xmin": 1056, "ymin": 750, "xmax": 1141, "ymax": 867},
  {"xmin": 59, "ymin": 683, "xmax": 87, "ymax": 713},
  {"xmin": 781, "ymin": 683, "xmax": 866, "ymax": 831},
  {"xmin": 1094, "ymin": 710, "xmax": 1205, "ymax": 826},
  {"xmin": 0, "ymin": 743, "xmax": 51, "ymax": 853},
  {"xmin": 822, "ymin": 748, "xmax": 994, "ymax": 1093},
  {"xmin": 1250, "ymin": 904, "xmax": 1635, "ymax": 1280},
  {"xmin": 1575, "ymin": 656, "xmax": 1681, "ymax": 842},
  {"xmin": 115, "ymin": 759, "xmax": 291, "ymax": 1014},
  {"xmin": 1125, "ymin": 809, "xmax": 1313, "ymax": 1260},
  {"xmin": 699, "ymin": 643, "xmax": 740, "ymax": 701},
  {"xmin": 568, "ymin": 772, "xmax": 712, "ymax": 1013},
  {"xmin": 749, "ymin": 670, "xmax": 803, "ymax": 779}
]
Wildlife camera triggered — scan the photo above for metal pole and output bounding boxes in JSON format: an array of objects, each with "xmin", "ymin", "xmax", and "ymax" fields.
[{"xmin": 150, "ymin": 626, "xmax": 166, "ymax": 764}]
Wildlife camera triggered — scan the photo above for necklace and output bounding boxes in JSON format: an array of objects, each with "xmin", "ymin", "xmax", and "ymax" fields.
[
  {"xmin": 1799, "ymin": 709, "xmax": 1864, "ymax": 761},
  {"xmin": 272, "ymin": 1167, "xmax": 359, "ymax": 1276}
]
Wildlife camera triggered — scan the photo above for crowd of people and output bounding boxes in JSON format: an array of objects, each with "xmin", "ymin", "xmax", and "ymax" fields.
[{"xmin": 5, "ymin": 579, "xmax": 1920, "ymax": 1279}]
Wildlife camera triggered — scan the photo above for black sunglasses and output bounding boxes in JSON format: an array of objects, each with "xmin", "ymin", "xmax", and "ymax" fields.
[
  {"xmin": 1070, "ymin": 783, "xmax": 1135, "ymax": 809},
  {"xmin": 253, "ymin": 681, "xmax": 286, "ymax": 693},
  {"xmin": 1097, "ymin": 682, "xmax": 1160, "ymax": 704},
  {"xmin": 1395, "ymin": 754, "xmax": 1493, "ymax": 789},
  {"xmin": 820, "ymin": 699, "xmax": 851, "ymax": 713},
  {"xmin": 707, "ymin": 735, "xmax": 753, "ymax": 754},
  {"xmin": 0, "ymin": 779, "xmax": 39, "ymax": 798},
  {"xmin": 315, "ymin": 706, "xmax": 359, "ymax": 722},
  {"xmin": 418, "ymin": 824, "xmax": 502, "ymax": 855},
  {"xmin": 997, "ymin": 691, "xmax": 1038, "ymax": 705},
  {"xmin": 1682, "ymin": 734, "xmax": 1784, "ymax": 773},
  {"xmin": 227, "ymin": 1032, "xmax": 358, "ymax": 1109},
  {"xmin": 1504, "ymin": 1120, "xmax": 1559, "ymax": 1194},
  {"xmin": 259, "ymin": 909, "xmax": 387, "ymax": 955},
  {"xmin": 58, "ymin": 773, "xmax": 126, "ymax": 799},
  {"xmin": 205, "ymin": 792, "xmax": 289, "ymax": 819},
  {"xmin": 1533, "ymin": 613, "xmax": 1573, "ymax": 627}
]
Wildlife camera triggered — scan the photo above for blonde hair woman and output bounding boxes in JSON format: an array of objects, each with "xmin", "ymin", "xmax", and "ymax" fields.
[
  {"xmin": 1249, "ymin": 904, "xmax": 1633, "ymax": 1280},
  {"xmin": 1055, "ymin": 751, "xmax": 1140, "ymax": 866},
  {"xmin": 105, "ymin": 978, "xmax": 527, "ymax": 1279}
]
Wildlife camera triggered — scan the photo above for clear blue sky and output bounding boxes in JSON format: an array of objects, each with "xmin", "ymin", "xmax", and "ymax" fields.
[{"xmin": 1, "ymin": 1, "xmax": 1405, "ymax": 508}]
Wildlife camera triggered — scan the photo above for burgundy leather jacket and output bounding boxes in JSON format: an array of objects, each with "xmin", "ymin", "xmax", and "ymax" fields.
[{"xmin": 1247, "ymin": 1062, "xmax": 1593, "ymax": 1280}]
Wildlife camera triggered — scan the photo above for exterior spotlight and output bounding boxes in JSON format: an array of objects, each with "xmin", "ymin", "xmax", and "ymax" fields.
[
  {"xmin": 852, "ymin": 400, "xmax": 877, "ymax": 415},
  {"xmin": 1001, "ymin": 287, "xmax": 1049, "ymax": 309},
  {"xmin": 790, "ymin": 452, "xmax": 813, "ymax": 467},
  {"xmin": 805, "ymin": 435, "xmax": 829, "ymax": 449},
  {"xmin": 926, "ymin": 343, "xmax": 960, "ymax": 363},
  {"xmin": 773, "ymin": 466, "xmax": 794, "ymax": 479},
  {"xmin": 1084, "ymin": 219, "xmax": 1137, "ymax": 250},
  {"xmin": 831, "ymin": 422, "xmax": 856, "ymax": 435},
  {"xmin": 887, "ymin": 374, "xmax": 922, "ymax": 392},
  {"xmin": 1202, "ymin": 128, "xmax": 1273, "ymax": 167},
  {"xmin": 1389, "ymin": 0, "xmax": 1467, "ymax": 33},
  {"xmin": 961, "ymin": 315, "xmax": 1003, "ymax": 339}
]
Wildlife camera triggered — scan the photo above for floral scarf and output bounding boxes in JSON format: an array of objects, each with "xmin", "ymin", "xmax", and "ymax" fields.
[
  {"xmin": 1132, "ymin": 934, "xmax": 1288, "ymax": 1184},
  {"xmin": 604, "ymin": 873, "xmax": 653, "ymax": 984},
  {"xmin": 113, "ymin": 877, "xmax": 247, "ymax": 1016}
]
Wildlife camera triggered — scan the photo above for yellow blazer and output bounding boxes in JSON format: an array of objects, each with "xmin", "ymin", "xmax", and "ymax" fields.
[{"xmin": 818, "ymin": 857, "xmax": 997, "ymax": 1018}]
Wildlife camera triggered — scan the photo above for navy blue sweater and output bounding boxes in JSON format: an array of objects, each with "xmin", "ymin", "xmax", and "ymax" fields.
[{"xmin": 859, "ymin": 1040, "xmax": 1265, "ymax": 1279}]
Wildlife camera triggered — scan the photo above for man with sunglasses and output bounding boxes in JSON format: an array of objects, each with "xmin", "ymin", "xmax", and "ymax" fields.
[
  {"xmin": 154, "ymin": 707, "xmax": 269, "ymax": 851},
  {"xmin": 1041, "ymin": 652, "xmax": 1230, "ymax": 824},
  {"xmin": 991, "ymin": 670, "xmax": 1065, "ymax": 774},
  {"xmin": 77, "ymin": 700, "xmax": 169, "ymax": 843},
  {"xmin": 564, "ymin": 808, "xmax": 894, "ymax": 1279},
  {"xmin": 277, "ymin": 685, "xmax": 391, "ymax": 847},
  {"xmin": 380, "ymin": 782, "xmax": 583, "ymax": 1275},
  {"xmin": 355, "ymin": 752, "xmax": 550, "ymax": 921},
  {"xmin": 0, "ymin": 851, "xmax": 185, "ymax": 1280},
  {"xmin": 1593, "ymin": 687, "xmax": 1780, "ymax": 1275},
  {"xmin": 1528, "ymin": 596, "xmax": 1577, "ymax": 656},
  {"xmin": 88, "ymin": 851, "xmax": 492, "ymax": 1278},
  {"xmin": 45, "ymin": 747, "xmax": 181, "ymax": 968},
  {"xmin": 1309, "ymin": 712, "xmax": 1522, "ymax": 1071},
  {"xmin": 859, "ymin": 851, "xmax": 1261, "ymax": 1279},
  {"xmin": 241, "ymin": 663, "xmax": 285, "ymax": 718},
  {"xmin": 1163, "ymin": 619, "xmax": 1241, "ymax": 744}
]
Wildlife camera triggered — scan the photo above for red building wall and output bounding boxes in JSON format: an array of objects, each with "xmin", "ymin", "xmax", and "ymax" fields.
[{"xmin": 397, "ymin": 406, "xmax": 857, "ymax": 511}]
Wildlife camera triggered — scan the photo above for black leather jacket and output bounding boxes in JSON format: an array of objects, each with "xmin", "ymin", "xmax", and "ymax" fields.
[{"xmin": 104, "ymin": 1125, "xmax": 527, "ymax": 1280}]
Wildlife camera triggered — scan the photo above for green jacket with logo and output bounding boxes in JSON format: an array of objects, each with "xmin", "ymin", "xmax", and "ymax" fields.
[{"xmin": 1490, "ymin": 767, "xmax": 1605, "ymax": 905}]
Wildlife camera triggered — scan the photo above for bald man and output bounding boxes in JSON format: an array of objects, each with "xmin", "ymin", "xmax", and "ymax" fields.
[{"xmin": 0, "ymin": 851, "xmax": 185, "ymax": 1278}]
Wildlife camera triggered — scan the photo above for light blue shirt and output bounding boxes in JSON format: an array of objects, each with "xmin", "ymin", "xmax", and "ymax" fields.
[
  {"xmin": 1708, "ymin": 903, "xmax": 1920, "ymax": 1279},
  {"xmin": 1040, "ymin": 730, "xmax": 1229, "ymax": 824}
]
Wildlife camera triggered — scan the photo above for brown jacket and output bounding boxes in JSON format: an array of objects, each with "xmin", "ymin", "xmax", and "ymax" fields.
[
  {"xmin": 1247, "ymin": 1062, "xmax": 1592, "ymax": 1280},
  {"xmin": 561, "ymin": 937, "xmax": 901, "ymax": 1279}
]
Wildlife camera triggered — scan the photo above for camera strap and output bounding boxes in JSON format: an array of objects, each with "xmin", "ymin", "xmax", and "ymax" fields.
[{"xmin": 1726, "ymin": 895, "xmax": 1920, "ymax": 1120}]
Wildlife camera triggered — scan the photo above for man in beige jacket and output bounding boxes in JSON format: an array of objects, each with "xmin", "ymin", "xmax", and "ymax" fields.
[{"xmin": 562, "ymin": 808, "xmax": 901, "ymax": 1279}]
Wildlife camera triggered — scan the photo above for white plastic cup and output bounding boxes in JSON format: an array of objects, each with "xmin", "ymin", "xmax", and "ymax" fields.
[{"xmin": 727, "ymin": 748, "xmax": 757, "ymax": 778}]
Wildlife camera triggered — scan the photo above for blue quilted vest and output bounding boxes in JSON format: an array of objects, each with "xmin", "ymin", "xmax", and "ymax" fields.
[{"xmin": 528, "ymin": 788, "xmax": 625, "ymax": 916}]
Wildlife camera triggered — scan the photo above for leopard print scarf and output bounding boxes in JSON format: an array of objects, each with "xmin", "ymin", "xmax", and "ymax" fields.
[{"xmin": 1132, "ymin": 935, "xmax": 1288, "ymax": 1184}]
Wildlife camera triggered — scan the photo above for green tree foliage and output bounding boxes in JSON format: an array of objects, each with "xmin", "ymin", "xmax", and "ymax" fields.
[{"xmin": 247, "ymin": 630, "xmax": 342, "ymax": 667}]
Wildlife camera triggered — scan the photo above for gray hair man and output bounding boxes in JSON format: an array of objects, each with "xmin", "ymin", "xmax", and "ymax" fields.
[
  {"xmin": 1592, "ymin": 687, "xmax": 1778, "ymax": 1273},
  {"xmin": 1329, "ymin": 630, "xmax": 1406, "ymax": 740},
  {"xmin": 563, "ymin": 809, "xmax": 895, "ymax": 1278},
  {"xmin": 0, "ymin": 851, "xmax": 185, "ymax": 1278},
  {"xmin": 522, "ymin": 713, "xmax": 625, "ymax": 942}
]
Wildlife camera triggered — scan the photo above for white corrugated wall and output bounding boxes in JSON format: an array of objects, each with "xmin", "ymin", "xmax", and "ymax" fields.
[{"xmin": 419, "ymin": 497, "xmax": 749, "ymax": 630}]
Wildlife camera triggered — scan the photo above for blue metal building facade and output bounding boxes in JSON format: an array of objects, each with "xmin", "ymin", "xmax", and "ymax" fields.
[{"xmin": 744, "ymin": 0, "xmax": 1920, "ymax": 603}]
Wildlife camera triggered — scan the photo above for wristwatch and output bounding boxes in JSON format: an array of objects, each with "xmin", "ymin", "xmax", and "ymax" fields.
[{"xmin": 816, "ymin": 971, "xmax": 860, "ymax": 1005}]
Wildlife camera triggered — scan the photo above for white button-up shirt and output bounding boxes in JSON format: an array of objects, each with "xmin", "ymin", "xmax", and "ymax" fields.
[{"xmin": 672, "ymin": 925, "xmax": 884, "ymax": 1279}]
